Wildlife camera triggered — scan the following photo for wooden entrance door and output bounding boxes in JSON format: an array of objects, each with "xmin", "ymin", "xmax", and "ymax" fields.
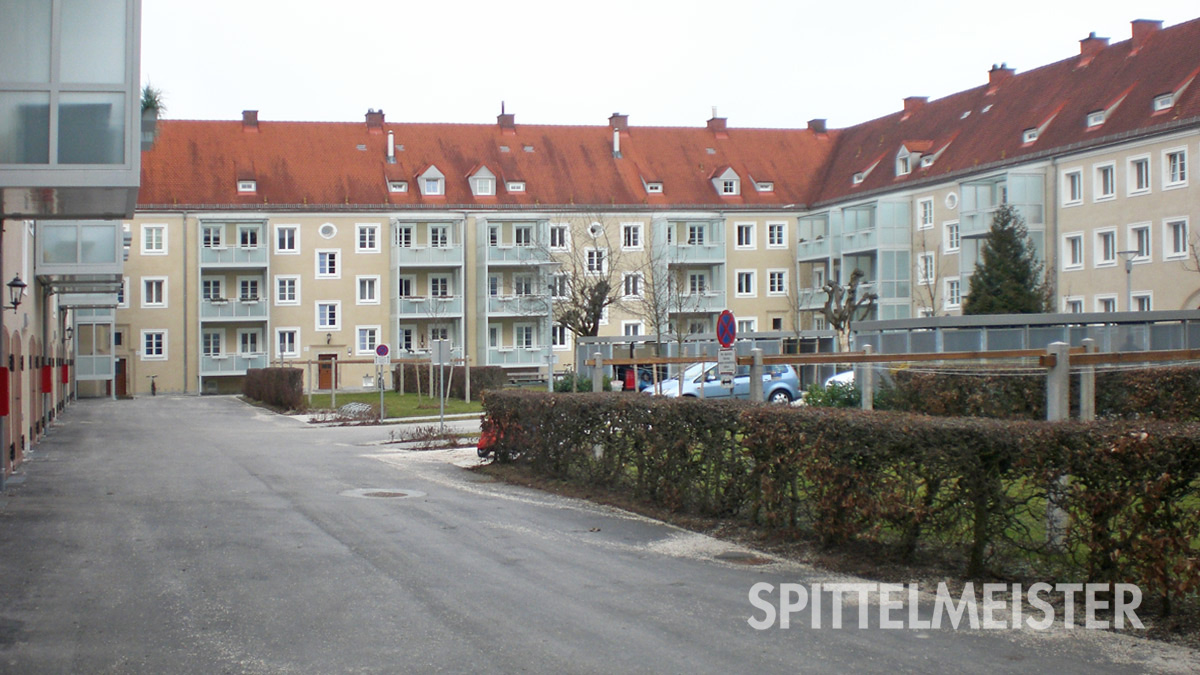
[
  {"xmin": 318, "ymin": 354, "xmax": 337, "ymax": 390},
  {"xmin": 115, "ymin": 358, "xmax": 127, "ymax": 397}
]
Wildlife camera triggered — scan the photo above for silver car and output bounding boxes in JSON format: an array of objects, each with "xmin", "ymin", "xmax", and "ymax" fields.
[{"xmin": 646, "ymin": 363, "xmax": 801, "ymax": 404}]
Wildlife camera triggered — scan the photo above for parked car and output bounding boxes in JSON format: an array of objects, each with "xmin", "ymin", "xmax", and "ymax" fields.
[
  {"xmin": 824, "ymin": 370, "xmax": 855, "ymax": 387},
  {"xmin": 646, "ymin": 363, "xmax": 801, "ymax": 403}
]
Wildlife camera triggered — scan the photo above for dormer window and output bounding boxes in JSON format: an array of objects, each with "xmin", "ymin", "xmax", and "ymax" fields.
[
  {"xmin": 419, "ymin": 165, "xmax": 445, "ymax": 196},
  {"xmin": 646, "ymin": 182, "xmax": 663, "ymax": 194},
  {"xmin": 1086, "ymin": 111, "xmax": 1106, "ymax": 128},
  {"xmin": 1153, "ymin": 93, "xmax": 1174, "ymax": 111},
  {"xmin": 237, "ymin": 180, "xmax": 256, "ymax": 193},
  {"xmin": 507, "ymin": 181, "xmax": 525, "ymax": 193},
  {"xmin": 920, "ymin": 156, "xmax": 935, "ymax": 168},
  {"xmin": 852, "ymin": 172, "xmax": 865, "ymax": 185},
  {"xmin": 388, "ymin": 181, "xmax": 408, "ymax": 193},
  {"xmin": 712, "ymin": 167, "xmax": 740, "ymax": 196},
  {"xmin": 896, "ymin": 155, "xmax": 911, "ymax": 176},
  {"xmin": 722, "ymin": 180, "xmax": 737, "ymax": 194},
  {"xmin": 424, "ymin": 178, "xmax": 442, "ymax": 194},
  {"xmin": 473, "ymin": 177, "xmax": 494, "ymax": 196},
  {"xmin": 755, "ymin": 181, "xmax": 774, "ymax": 192},
  {"xmin": 1022, "ymin": 128, "xmax": 1039, "ymax": 143}
]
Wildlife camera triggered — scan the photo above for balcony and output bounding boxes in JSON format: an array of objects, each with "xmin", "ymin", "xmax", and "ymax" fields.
[
  {"xmin": 669, "ymin": 291, "xmax": 727, "ymax": 314},
  {"xmin": 391, "ymin": 295, "xmax": 463, "ymax": 317},
  {"xmin": 486, "ymin": 245, "xmax": 550, "ymax": 265},
  {"xmin": 841, "ymin": 227, "xmax": 878, "ymax": 254},
  {"xmin": 487, "ymin": 295, "xmax": 549, "ymax": 316},
  {"xmin": 487, "ymin": 347, "xmax": 549, "ymax": 366},
  {"xmin": 200, "ymin": 246, "xmax": 268, "ymax": 266},
  {"xmin": 75, "ymin": 354, "xmax": 115, "ymax": 381},
  {"xmin": 392, "ymin": 245, "xmax": 463, "ymax": 267},
  {"xmin": 796, "ymin": 287, "xmax": 829, "ymax": 311},
  {"xmin": 200, "ymin": 298, "xmax": 269, "ymax": 320},
  {"xmin": 35, "ymin": 220, "xmax": 125, "ymax": 293},
  {"xmin": 796, "ymin": 237, "xmax": 831, "ymax": 262},
  {"xmin": 200, "ymin": 352, "xmax": 268, "ymax": 376},
  {"xmin": 667, "ymin": 242, "xmax": 724, "ymax": 264}
]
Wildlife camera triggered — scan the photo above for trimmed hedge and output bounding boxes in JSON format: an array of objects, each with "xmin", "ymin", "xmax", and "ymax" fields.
[
  {"xmin": 243, "ymin": 368, "xmax": 304, "ymax": 410},
  {"xmin": 481, "ymin": 390, "xmax": 1200, "ymax": 609},
  {"xmin": 393, "ymin": 363, "xmax": 507, "ymax": 402}
]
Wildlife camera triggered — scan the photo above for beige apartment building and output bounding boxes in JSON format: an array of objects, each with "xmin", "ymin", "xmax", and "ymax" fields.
[{"xmin": 118, "ymin": 16, "xmax": 1200, "ymax": 396}]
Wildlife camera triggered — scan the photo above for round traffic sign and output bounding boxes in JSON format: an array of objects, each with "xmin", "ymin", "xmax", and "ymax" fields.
[
  {"xmin": 716, "ymin": 310, "xmax": 736, "ymax": 348},
  {"xmin": 375, "ymin": 344, "xmax": 390, "ymax": 357}
]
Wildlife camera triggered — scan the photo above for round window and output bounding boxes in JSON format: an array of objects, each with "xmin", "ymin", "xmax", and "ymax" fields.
[
  {"xmin": 588, "ymin": 223, "xmax": 604, "ymax": 238},
  {"xmin": 944, "ymin": 192, "xmax": 959, "ymax": 210},
  {"xmin": 319, "ymin": 223, "xmax": 337, "ymax": 239}
]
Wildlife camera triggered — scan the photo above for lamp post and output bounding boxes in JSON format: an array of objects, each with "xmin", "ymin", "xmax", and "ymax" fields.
[
  {"xmin": 1116, "ymin": 250, "xmax": 1139, "ymax": 311},
  {"xmin": 544, "ymin": 261, "xmax": 562, "ymax": 392},
  {"xmin": 4, "ymin": 275, "xmax": 26, "ymax": 312},
  {"xmin": 1, "ymin": 274, "xmax": 24, "ymax": 489}
]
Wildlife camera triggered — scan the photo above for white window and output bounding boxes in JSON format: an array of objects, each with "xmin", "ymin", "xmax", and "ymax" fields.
[
  {"xmin": 550, "ymin": 274, "xmax": 568, "ymax": 298},
  {"xmin": 1164, "ymin": 148, "xmax": 1188, "ymax": 188},
  {"xmin": 1022, "ymin": 128, "xmax": 1039, "ymax": 144},
  {"xmin": 316, "ymin": 302, "xmax": 340, "ymax": 330},
  {"xmin": 755, "ymin": 181, "xmax": 774, "ymax": 192},
  {"xmin": 238, "ymin": 226, "xmax": 259, "ymax": 249},
  {"xmin": 767, "ymin": 270, "xmax": 787, "ymax": 296},
  {"xmin": 1063, "ymin": 233, "xmax": 1084, "ymax": 271},
  {"xmin": 201, "ymin": 277, "xmax": 224, "ymax": 301},
  {"xmin": 141, "ymin": 277, "xmax": 167, "ymax": 308},
  {"xmin": 316, "ymin": 250, "xmax": 340, "ymax": 278},
  {"xmin": 1129, "ymin": 224, "xmax": 1152, "ymax": 262},
  {"xmin": 735, "ymin": 270, "xmax": 756, "ymax": 298},
  {"xmin": 1094, "ymin": 163, "xmax": 1115, "ymax": 201},
  {"xmin": 514, "ymin": 224, "xmax": 533, "ymax": 247},
  {"xmin": 275, "ymin": 224, "xmax": 298, "ymax": 254},
  {"xmin": 398, "ymin": 326, "xmax": 415, "ymax": 352},
  {"xmin": 488, "ymin": 276, "xmax": 500, "ymax": 297},
  {"xmin": 1095, "ymin": 229, "xmax": 1117, "ymax": 267},
  {"xmin": 917, "ymin": 199, "xmax": 934, "ymax": 230},
  {"xmin": 356, "ymin": 327, "xmax": 380, "ymax": 354},
  {"xmin": 238, "ymin": 277, "xmax": 260, "ymax": 301},
  {"xmin": 276, "ymin": 329, "xmax": 299, "ymax": 358},
  {"xmin": 944, "ymin": 277, "xmax": 961, "ymax": 310},
  {"xmin": 202, "ymin": 331, "xmax": 222, "ymax": 357},
  {"xmin": 687, "ymin": 224, "xmax": 705, "ymax": 246},
  {"xmin": 1153, "ymin": 93, "xmax": 1175, "ymax": 111},
  {"xmin": 1064, "ymin": 297, "xmax": 1084, "ymax": 314},
  {"xmin": 356, "ymin": 223, "xmax": 379, "ymax": 252},
  {"xmin": 238, "ymin": 329, "xmax": 261, "ymax": 355},
  {"xmin": 1128, "ymin": 156, "xmax": 1151, "ymax": 195},
  {"xmin": 275, "ymin": 276, "xmax": 299, "ymax": 305},
  {"xmin": 488, "ymin": 326, "xmax": 500, "ymax": 349},
  {"xmin": 429, "ymin": 325, "xmax": 450, "ymax": 345},
  {"xmin": 735, "ymin": 222, "xmax": 755, "ymax": 249},
  {"xmin": 357, "ymin": 276, "xmax": 380, "ymax": 305},
  {"xmin": 237, "ymin": 180, "xmax": 256, "ymax": 193},
  {"xmin": 319, "ymin": 223, "xmax": 337, "ymax": 239},
  {"xmin": 944, "ymin": 221, "xmax": 961, "ymax": 253},
  {"xmin": 896, "ymin": 152, "xmax": 912, "ymax": 176},
  {"xmin": 118, "ymin": 277, "xmax": 128, "ymax": 308},
  {"xmin": 622, "ymin": 222, "xmax": 642, "ymax": 250},
  {"xmin": 549, "ymin": 225, "xmax": 568, "ymax": 250},
  {"xmin": 721, "ymin": 179, "xmax": 738, "ymax": 195},
  {"xmin": 1062, "ymin": 169, "xmax": 1083, "ymax": 205},
  {"xmin": 430, "ymin": 276, "xmax": 451, "ymax": 297},
  {"xmin": 552, "ymin": 324, "xmax": 568, "ymax": 350},
  {"xmin": 622, "ymin": 321, "xmax": 643, "ymax": 337},
  {"xmin": 917, "ymin": 252, "xmax": 936, "ymax": 284},
  {"xmin": 488, "ymin": 225, "xmax": 500, "ymax": 247},
  {"xmin": 1165, "ymin": 218, "xmax": 1189, "ymax": 260},
  {"xmin": 397, "ymin": 276, "xmax": 414, "ymax": 298},
  {"xmin": 813, "ymin": 267, "xmax": 826, "ymax": 291},
  {"xmin": 429, "ymin": 224, "xmax": 449, "ymax": 248},
  {"xmin": 388, "ymin": 181, "xmax": 408, "ymax": 193},
  {"xmin": 394, "ymin": 225, "xmax": 413, "ymax": 248},
  {"xmin": 767, "ymin": 222, "xmax": 786, "ymax": 248},
  {"xmin": 473, "ymin": 177, "xmax": 494, "ymax": 196},
  {"xmin": 141, "ymin": 224, "xmax": 166, "ymax": 255},
  {"xmin": 688, "ymin": 272, "xmax": 708, "ymax": 295},
  {"xmin": 423, "ymin": 177, "xmax": 443, "ymax": 195},
  {"xmin": 515, "ymin": 324, "xmax": 536, "ymax": 348},
  {"xmin": 141, "ymin": 330, "xmax": 167, "ymax": 360},
  {"xmin": 737, "ymin": 318, "xmax": 757, "ymax": 334},
  {"xmin": 622, "ymin": 273, "xmax": 642, "ymax": 298},
  {"xmin": 646, "ymin": 182, "xmax": 663, "ymax": 193},
  {"xmin": 507, "ymin": 181, "xmax": 525, "ymax": 193},
  {"xmin": 687, "ymin": 320, "xmax": 708, "ymax": 334},
  {"xmin": 202, "ymin": 224, "xmax": 223, "ymax": 249},
  {"xmin": 585, "ymin": 248, "xmax": 606, "ymax": 274},
  {"xmin": 1133, "ymin": 293, "xmax": 1153, "ymax": 312},
  {"xmin": 1087, "ymin": 111, "xmax": 1106, "ymax": 128},
  {"xmin": 1095, "ymin": 295, "xmax": 1118, "ymax": 313}
]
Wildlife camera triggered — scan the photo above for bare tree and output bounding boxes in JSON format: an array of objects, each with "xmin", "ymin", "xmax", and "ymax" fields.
[
  {"xmin": 545, "ymin": 215, "xmax": 627, "ymax": 340},
  {"xmin": 914, "ymin": 230, "xmax": 945, "ymax": 317},
  {"xmin": 822, "ymin": 268, "xmax": 877, "ymax": 353}
]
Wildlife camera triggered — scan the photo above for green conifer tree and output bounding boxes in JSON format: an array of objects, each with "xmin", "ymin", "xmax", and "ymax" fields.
[{"xmin": 963, "ymin": 204, "xmax": 1048, "ymax": 314}]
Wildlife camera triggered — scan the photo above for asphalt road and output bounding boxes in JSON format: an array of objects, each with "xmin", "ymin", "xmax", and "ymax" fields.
[{"xmin": 0, "ymin": 396, "xmax": 1195, "ymax": 674}]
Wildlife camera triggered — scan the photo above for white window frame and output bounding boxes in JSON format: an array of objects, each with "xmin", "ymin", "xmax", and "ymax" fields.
[
  {"xmin": 622, "ymin": 272, "xmax": 643, "ymax": 299},
  {"xmin": 388, "ymin": 180, "xmax": 408, "ymax": 193},
  {"xmin": 275, "ymin": 328, "xmax": 300, "ymax": 359},
  {"xmin": 430, "ymin": 275, "xmax": 451, "ymax": 298},
  {"xmin": 141, "ymin": 223, "xmax": 167, "ymax": 255},
  {"xmin": 274, "ymin": 224, "xmax": 299, "ymax": 254},
  {"xmin": 735, "ymin": 269, "xmax": 756, "ymax": 298},
  {"xmin": 237, "ymin": 276, "xmax": 261, "ymax": 302},
  {"xmin": 621, "ymin": 321, "xmax": 644, "ymax": 337},
  {"xmin": 398, "ymin": 325, "xmax": 416, "ymax": 352},
  {"xmin": 275, "ymin": 275, "xmax": 300, "ymax": 306},
  {"xmin": 1095, "ymin": 294, "xmax": 1118, "ymax": 313},
  {"xmin": 428, "ymin": 324, "xmax": 450, "ymax": 347},
  {"xmin": 917, "ymin": 252, "xmax": 936, "ymax": 284},
  {"xmin": 688, "ymin": 271, "xmax": 709, "ymax": 295},
  {"xmin": 237, "ymin": 328, "xmax": 263, "ymax": 356},
  {"xmin": 1093, "ymin": 162, "xmax": 1116, "ymax": 202},
  {"xmin": 514, "ymin": 323, "xmax": 537, "ymax": 349},
  {"xmin": 507, "ymin": 181, "xmax": 525, "ymax": 193},
  {"xmin": 473, "ymin": 177, "xmax": 495, "ymax": 196},
  {"xmin": 356, "ymin": 326, "xmax": 381, "ymax": 355},
  {"xmin": 1127, "ymin": 155, "xmax": 1151, "ymax": 196},
  {"xmin": 1063, "ymin": 297, "xmax": 1085, "ymax": 314},
  {"xmin": 237, "ymin": 224, "xmax": 261, "ymax": 250},
  {"xmin": 1163, "ymin": 147, "xmax": 1188, "ymax": 189},
  {"xmin": 1094, "ymin": 228, "xmax": 1117, "ymax": 268},
  {"xmin": 917, "ymin": 198, "xmax": 934, "ymax": 230},
  {"xmin": 429, "ymin": 223, "xmax": 450, "ymax": 248},
  {"xmin": 1062, "ymin": 168, "xmax": 1083, "ymax": 206},
  {"xmin": 117, "ymin": 276, "xmax": 129, "ymax": 308},
  {"xmin": 767, "ymin": 269, "xmax": 787, "ymax": 297},
  {"xmin": 621, "ymin": 222, "xmax": 643, "ymax": 251},
  {"xmin": 423, "ymin": 176, "xmax": 443, "ymax": 196},
  {"xmin": 201, "ymin": 276, "xmax": 224, "ymax": 301},
  {"xmin": 552, "ymin": 323, "xmax": 569, "ymax": 351},
  {"xmin": 766, "ymin": 222, "xmax": 787, "ymax": 249},
  {"xmin": 202, "ymin": 224, "xmax": 224, "ymax": 249},
  {"xmin": 316, "ymin": 301, "xmax": 341, "ymax": 331},
  {"xmin": 316, "ymin": 249, "xmax": 341, "ymax": 279},
  {"xmin": 944, "ymin": 277, "xmax": 962, "ymax": 310},
  {"xmin": 397, "ymin": 275, "xmax": 415, "ymax": 298},
  {"xmin": 141, "ymin": 276, "xmax": 167, "ymax": 308},
  {"xmin": 356, "ymin": 275, "xmax": 380, "ymax": 305},
  {"xmin": 356, "ymin": 223, "xmax": 380, "ymax": 253},
  {"xmin": 1132, "ymin": 292, "xmax": 1153, "ymax": 312},
  {"xmin": 1128, "ymin": 223, "xmax": 1152, "ymax": 263},
  {"xmin": 394, "ymin": 224, "xmax": 414, "ymax": 248},
  {"xmin": 943, "ymin": 220, "xmax": 961, "ymax": 254},
  {"xmin": 488, "ymin": 325, "xmax": 501, "ymax": 349},
  {"xmin": 734, "ymin": 222, "xmax": 756, "ymax": 250},
  {"xmin": 1062, "ymin": 232, "xmax": 1084, "ymax": 271},
  {"xmin": 585, "ymin": 248, "xmax": 607, "ymax": 275},
  {"xmin": 513, "ymin": 224, "xmax": 533, "ymax": 247},
  {"xmin": 202, "ymin": 330, "xmax": 223, "ymax": 357},
  {"xmin": 737, "ymin": 318, "xmax": 757, "ymax": 335},
  {"xmin": 140, "ymin": 330, "xmax": 167, "ymax": 361},
  {"xmin": 549, "ymin": 224, "xmax": 569, "ymax": 251},
  {"xmin": 1164, "ymin": 217, "xmax": 1189, "ymax": 261}
]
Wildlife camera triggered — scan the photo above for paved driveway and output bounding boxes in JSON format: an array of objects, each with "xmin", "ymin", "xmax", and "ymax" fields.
[{"xmin": 0, "ymin": 396, "xmax": 1195, "ymax": 673}]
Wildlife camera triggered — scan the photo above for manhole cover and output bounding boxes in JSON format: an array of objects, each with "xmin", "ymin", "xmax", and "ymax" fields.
[
  {"xmin": 340, "ymin": 488, "xmax": 426, "ymax": 499},
  {"xmin": 714, "ymin": 551, "xmax": 772, "ymax": 566}
]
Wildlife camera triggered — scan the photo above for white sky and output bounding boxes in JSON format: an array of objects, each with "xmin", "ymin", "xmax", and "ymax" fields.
[{"xmin": 142, "ymin": 0, "xmax": 1199, "ymax": 129}]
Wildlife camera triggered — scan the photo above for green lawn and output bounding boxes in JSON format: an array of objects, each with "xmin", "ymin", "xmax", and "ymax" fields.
[{"xmin": 306, "ymin": 391, "xmax": 484, "ymax": 419}]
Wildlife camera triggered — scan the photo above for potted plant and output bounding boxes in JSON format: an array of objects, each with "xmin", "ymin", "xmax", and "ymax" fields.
[{"xmin": 141, "ymin": 84, "xmax": 165, "ymax": 150}]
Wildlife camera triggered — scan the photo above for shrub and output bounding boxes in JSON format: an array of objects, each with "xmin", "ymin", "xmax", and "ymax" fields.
[
  {"xmin": 553, "ymin": 372, "xmax": 612, "ymax": 393},
  {"xmin": 802, "ymin": 381, "xmax": 861, "ymax": 408},
  {"xmin": 243, "ymin": 368, "xmax": 304, "ymax": 410}
]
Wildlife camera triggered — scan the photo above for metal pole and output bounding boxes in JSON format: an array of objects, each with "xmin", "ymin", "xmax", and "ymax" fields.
[
  {"xmin": 439, "ymin": 358, "xmax": 446, "ymax": 434},
  {"xmin": 1125, "ymin": 257, "xmax": 1133, "ymax": 311},
  {"xmin": 1080, "ymin": 338, "xmax": 1096, "ymax": 422},
  {"xmin": 378, "ymin": 364, "xmax": 384, "ymax": 423}
]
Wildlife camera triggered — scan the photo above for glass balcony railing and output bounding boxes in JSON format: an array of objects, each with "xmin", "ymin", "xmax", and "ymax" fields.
[
  {"xmin": 486, "ymin": 245, "xmax": 550, "ymax": 264},
  {"xmin": 200, "ymin": 352, "xmax": 268, "ymax": 375},
  {"xmin": 667, "ymin": 242, "xmax": 724, "ymax": 263},
  {"xmin": 200, "ymin": 246, "xmax": 268, "ymax": 265},
  {"xmin": 487, "ymin": 295, "xmax": 549, "ymax": 315},
  {"xmin": 796, "ymin": 237, "xmax": 831, "ymax": 261},
  {"xmin": 487, "ymin": 347, "xmax": 548, "ymax": 365},
  {"xmin": 391, "ymin": 245, "xmax": 463, "ymax": 267},
  {"xmin": 841, "ymin": 228, "xmax": 878, "ymax": 253},
  {"xmin": 669, "ymin": 291, "xmax": 726, "ymax": 314},
  {"xmin": 200, "ymin": 298, "xmax": 268, "ymax": 320},
  {"xmin": 391, "ymin": 296, "xmax": 464, "ymax": 317}
]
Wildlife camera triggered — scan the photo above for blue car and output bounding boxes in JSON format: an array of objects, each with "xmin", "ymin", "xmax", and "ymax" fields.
[{"xmin": 646, "ymin": 363, "xmax": 801, "ymax": 403}]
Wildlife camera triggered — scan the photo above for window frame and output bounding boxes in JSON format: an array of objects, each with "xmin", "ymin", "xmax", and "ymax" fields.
[
  {"xmin": 1094, "ymin": 228, "xmax": 1117, "ymax": 268},
  {"xmin": 1127, "ymin": 155, "xmax": 1151, "ymax": 196},
  {"xmin": 622, "ymin": 272, "xmax": 643, "ymax": 299},
  {"xmin": 549, "ymin": 224, "xmax": 569, "ymax": 251},
  {"xmin": 735, "ymin": 269, "xmax": 756, "ymax": 298},
  {"xmin": 1062, "ymin": 232, "xmax": 1085, "ymax": 271},
  {"xmin": 943, "ymin": 220, "xmax": 961, "ymax": 254},
  {"xmin": 140, "ymin": 330, "xmax": 167, "ymax": 361},
  {"xmin": 1163, "ymin": 147, "xmax": 1189, "ymax": 189},
  {"xmin": 356, "ymin": 326, "xmax": 381, "ymax": 355},
  {"xmin": 315, "ymin": 249, "xmax": 341, "ymax": 279},
  {"xmin": 585, "ymin": 248, "xmax": 607, "ymax": 275},
  {"xmin": 275, "ymin": 275, "xmax": 300, "ymax": 306},
  {"xmin": 356, "ymin": 223, "xmax": 380, "ymax": 253},
  {"xmin": 276, "ymin": 328, "xmax": 300, "ymax": 359},
  {"xmin": 1095, "ymin": 294, "xmax": 1118, "ymax": 313},
  {"xmin": 1128, "ymin": 223, "xmax": 1152, "ymax": 263},
  {"xmin": 917, "ymin": 198, "xmax": 934, "ymax": 230},
  {"xmin": 766, "ymin": 222, "xmax": 787, "ymax": 249},
  {"xmin": 1093, "ymin": 162, "xmax": 1116, "ymax": 202},
  {"xmin": 1062, "ymin": 168, "xmax": 1083, "ymax": 206},
  {"xmin": 767, "ymin": 269, "xmax": 787, "ymax": 297},
  {"xmin": 944, "ymin": 277, "xmax": 962, "ymax": 310},
  {"xmin": 356, "ymin": 275, "xmax": 381, "ymax": 305},
  {"xmin": 734, "ymin": 222, "xmax": 756, "ymax": 250},
  {"xmin": 141, "ymin": 276, "xmax": 167, "ymax": 308},
  {"xmin": 275, "ymin": 224, "xmax": 299, "ymax": 254},
  {"xmin": 916, "ymin": 251, "xmax": 936, "ymax": 284},
  {"xmin": 141, "ymin": 223, "xmax": 167, "ymax": 256},
  {"xmin": 1164, "ymin": 217, "xmax": 1189, "ymax": 261},
  {"xmin": 316, "ymin": 301, "xmax": 341, "ymax": 331},
  {"xmin": 621, "ymin": 222, "xmax": 643, "ymax": 251}
]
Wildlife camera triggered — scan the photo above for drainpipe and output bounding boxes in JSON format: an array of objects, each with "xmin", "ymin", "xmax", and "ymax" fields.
[{"xmin": 182, "ymin": 210, "xmax": 189, "ymax": 393}]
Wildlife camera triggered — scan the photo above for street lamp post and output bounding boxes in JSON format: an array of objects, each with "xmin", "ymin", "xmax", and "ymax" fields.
[{"xmin": 1116, "ymin": 250, "xmax": 1139, "ymax": 311}]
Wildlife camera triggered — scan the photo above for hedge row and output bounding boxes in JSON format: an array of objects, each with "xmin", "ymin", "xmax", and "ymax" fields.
[
  {"xmin": 481, "ymin": 391, "xmax": 1200, "ymax": 609},
  {"xmin": 243, "ymin": 368, "xmax": 304, "ymax": 410},
  {"xmin": 392, "ymin": 364, "xmax": 507, "ymax": 401}
]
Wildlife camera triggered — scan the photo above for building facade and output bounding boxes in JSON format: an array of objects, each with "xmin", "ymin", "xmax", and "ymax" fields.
[{"xmin": 118, "ymin": 17, "xmax": 1200, "ymax": 395}]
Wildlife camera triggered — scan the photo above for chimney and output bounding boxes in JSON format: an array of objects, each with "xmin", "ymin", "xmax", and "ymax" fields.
[
  {"xmin": 903, "ymin": 96, "xmax": 928, "ymax": 116},
  {"xmin": 387, "ymin": 130, "xmax": 396, "ymax": 163},
  {"xmin": 608, "ymin": 112, "xmax": 629, "ymax": 133},
  {"xmin": 365, "ymin": 109, "xmax": 384, "ymax": 134},
  {"xmin": 707, "ymin": 107, "xmax": 727, "ymax": 139},
  {"xmin": 987, "ymin": 63, "xmax": 1014, "ymax": 92},
  {"xmin": 1079, "ymin": 32, "xmax": 1109, "ymax": 58},
  {"xmin": 497, "ymin": 101, "xmax": 516, "ymax": 136},
  {"xmin": 807, "ymin": 118, "xmax": 827, "ymax": 134},
  {"xmin": 1131, "ymin": 19, "xmax": 1162, "ymax": 53},
  {"xmin": 242, "ymin": 110, "xmax": 259, "ymax": 132}
]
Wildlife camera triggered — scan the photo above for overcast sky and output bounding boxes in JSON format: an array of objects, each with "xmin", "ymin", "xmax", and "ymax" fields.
[{"xmin": 142, "ymin": 0, "xmax": 1198, "ymax": 130}]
